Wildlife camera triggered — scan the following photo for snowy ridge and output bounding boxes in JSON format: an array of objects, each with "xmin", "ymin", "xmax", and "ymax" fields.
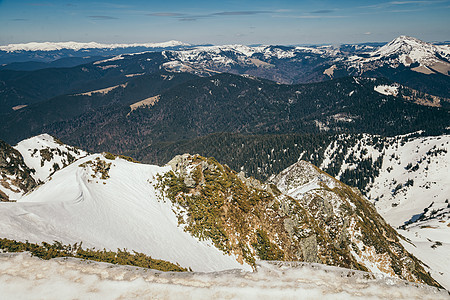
[
  {"xmin": 0, "ymin": 40, "xmax": 190, "ymax": 52},
  {"xmin": 162, "ymin": 36, "xmax": 449, "ymax": 78},
  {"xmin": 2, "ymin": 36, "xmax": 448, "ymax": 80},
  {"xmin": 1, "ymin": 253, "xmax": 447, "ymax": 300},
  {"xmin": 14, "ymin": 134, "xmax": 88, "ymax": 183},
  {"xmin": 160, "ymin": 44, "xmax": 333, "ymax": 73}
]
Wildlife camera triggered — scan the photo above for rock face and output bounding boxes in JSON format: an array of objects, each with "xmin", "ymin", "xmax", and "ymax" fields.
[
  {"xmin": 160, "ymin": 154, "xmax": 441, "ymax": 288},
  {"xmin": 0, "ymin": 140, "xmax": 36, "ymax": 201}
]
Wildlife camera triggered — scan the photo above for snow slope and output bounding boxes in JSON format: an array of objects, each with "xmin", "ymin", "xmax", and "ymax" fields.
[
  {"xmin": 368, "ymin": 135, "xmax": 449, "ymax": 227},
  {"xmin": 0, "ymin": 153, "xmax": 247, "ymax": 272},
  {"xmin": 0, "ymin": 253, "xmax": 447, "ymax": 300},
  {"xmin": 400, "ymin": 218, "xmax": 450, "ymax": 291},
  {"xmin": 319, "ymin": 134, "xmax": 450, "ymax": 228}
]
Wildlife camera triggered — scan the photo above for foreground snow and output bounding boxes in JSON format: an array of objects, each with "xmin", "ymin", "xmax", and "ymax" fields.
[{"xmin": 0, "ymin": 253, "xmax": 447, "ymax": 300}]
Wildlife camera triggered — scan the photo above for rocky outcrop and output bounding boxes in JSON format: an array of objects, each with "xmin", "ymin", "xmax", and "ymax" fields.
[
  {"xmin": 159, "ymin": 154, "xmax": 441, "ymax": 288},
  {"xmin": 270, "ymin": 160, "xmax": 441, "ymax": 288},
  {"xmin": 0, "ymin": 140, "xmax": 36, "ymax": 201}
]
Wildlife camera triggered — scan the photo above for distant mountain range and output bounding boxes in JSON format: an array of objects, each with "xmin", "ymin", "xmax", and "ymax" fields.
[
  {"xmin": 0, "ymin": 36, "xmax": 448, "ymax": 116},
  {"xmin": 0, "ymin": 40, "xmax": 194, "ymax": 65},
  {"xmin": 0, "ymin": 40, "xmax": 190, "ymax": 52}
]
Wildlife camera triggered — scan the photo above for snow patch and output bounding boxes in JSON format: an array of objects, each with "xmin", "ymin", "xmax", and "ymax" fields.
[{"xmin": 374, "ymin": 85, "xmax": 399, "ymax": 96}]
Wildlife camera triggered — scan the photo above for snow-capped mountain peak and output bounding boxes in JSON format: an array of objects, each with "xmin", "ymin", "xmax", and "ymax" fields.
[
  {"xmin": 369, "ymin": 35, "xmax": 450, "ymax": 67},
  {"xmin": 375, "ymin": 35, "xmax": 430, "ymax": 54}
]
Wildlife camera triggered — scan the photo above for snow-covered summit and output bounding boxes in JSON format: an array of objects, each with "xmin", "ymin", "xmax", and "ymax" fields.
[
  {"xmin": 373, "ymin": 36, "xmax": 432, "ymax": 56},
  {"xmin": 370, "ymin": 35, "xmax": 449, "ymax": 65},
  {"xmin": 333, "ymin": 36, "xmax": 450, "ymax": 76},
  {"xmin": 0, "ymin": 40, "xmax": 190, "ymax": 52}
]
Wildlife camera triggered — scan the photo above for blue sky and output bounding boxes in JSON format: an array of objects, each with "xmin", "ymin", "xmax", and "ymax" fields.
[{"xmin": 0, "ymin": 0, "xmax": 449, "ymax": 45}]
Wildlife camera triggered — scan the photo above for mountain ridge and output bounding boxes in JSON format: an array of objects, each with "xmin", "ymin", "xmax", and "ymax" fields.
[{"xmin": 0, "ymin": 135, "xmax": 442, "ymax": 288}]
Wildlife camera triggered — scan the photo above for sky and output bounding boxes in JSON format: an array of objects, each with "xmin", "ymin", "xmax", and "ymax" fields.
[{"xmin": 0, "ymin": 0, "xmax": 449, "ymax": 46}]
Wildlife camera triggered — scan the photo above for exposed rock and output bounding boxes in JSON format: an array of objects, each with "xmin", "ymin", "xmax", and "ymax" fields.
[
  {"xmin": 270, "ymin": 159, "xmax": 442, "ymax": 288},
  {"xmin": 167, "ymin": 153, "xmax": 192, "ymax": 173},
  {"xmin": 0, "ymin": 140, "xmax": 37, "ymax": 201},
  {"xmin": 300, "ymin": 234, "xmax": 318, "ymax": 263}
]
